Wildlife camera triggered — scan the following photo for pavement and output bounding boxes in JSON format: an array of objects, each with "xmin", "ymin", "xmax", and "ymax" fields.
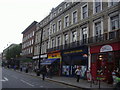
[{"xmin": 15, "ymin": 69, "xmax": 114, "ymax": 89}]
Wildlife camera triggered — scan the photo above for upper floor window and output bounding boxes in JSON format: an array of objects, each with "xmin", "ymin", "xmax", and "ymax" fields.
[
  {"xmin": 93, "ymin": 0, "xmax": 102, "ymax": 14},
  {"xmin": 72, "ymin": 11, "xmax": 77, "ymax": 24},
  {"xmin": 95, "ymin": 21, "xmax": 102, "ymax": 36},
  {"xmin": 81, "ymin": 4, "xmax": 88, "ymax": 19},
  {"xmin": 108, "ymin": 0, "xmax": 119, "ymax": 6},
  {"xmin": 46, "ymin": 41, "xmax": 49, "ymax": 49},
  {"xmin": 57, "ymin": 36, "xmax": 61, "ymax": 46},
  {"xmin": 58, "ymin": 20, "xmax": 62, "ymax": 31},
  {"xmin": 47, "ymin": 27, "xmax": 50, "ymax": 36},
  {"xmin": 51, "ymin": 39, "xmax": 55, "ymax": 48},
  {"xmin": 43, "ymin": 29, "xmax": 46, "ymax": 39},
  {"xmin": 53, "ymin": 12, "xmax": 56, "ymax": 17},
  {"xmin": 52, "ymin": 24, "xmax": 56, "ymax": 33},
  {"xmin": 94, "ymin": 20, "xmax": 103, "ymax": 42},
  {"xmin": 71, "ymin": 31, "xmax": 77, "ymax": 42},
  {"xmin": 110, "ymin": 15, "xmax": 119, "ymax": 30},
  {"xmin": 65, "ymin": 3, "xmax": 69, "ymax": 8},
  {"xmin": 58, "ymin": 7, "xmax": 62, "ymax": 13},
  {"xmin": 81, "ymin": 27, "xmax": 88, "ymax": 44},
  {"xmin": 64, "ymin": 15, "xmax": 69, "ymax": 28},
  {"xmin": 64, "ymin": 34, "xmax": 68, "ymax": 44}
]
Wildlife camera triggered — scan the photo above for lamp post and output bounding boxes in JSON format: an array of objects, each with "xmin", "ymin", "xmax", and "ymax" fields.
[{"xmin": 38, "ymin": 27, "xmax": 43, "ymax": 72}]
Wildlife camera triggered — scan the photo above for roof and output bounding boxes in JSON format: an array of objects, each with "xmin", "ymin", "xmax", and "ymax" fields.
[{"xmin": 22, "ymin": 21, "xmax": 38, "ymax": 34}]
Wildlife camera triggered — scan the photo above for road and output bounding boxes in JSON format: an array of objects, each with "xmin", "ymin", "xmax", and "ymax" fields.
[{"xmin": 1, "ymin": 68, "xmax": 79, "ymax": 89}]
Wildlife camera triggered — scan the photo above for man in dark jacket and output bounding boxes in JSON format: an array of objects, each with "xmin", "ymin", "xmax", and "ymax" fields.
[{"xmin": 40, "ymin": 66, "xmax": 47, "ymax": 80}]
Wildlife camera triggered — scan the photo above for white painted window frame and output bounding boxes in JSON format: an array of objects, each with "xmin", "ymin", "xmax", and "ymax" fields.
[
  {"xmin": 80, "ymin": 25, "xmax": 89, "ymax": 41},
  {"xmin": 93, "ymin": 18, "xmax": 103, "ymax": 37},
  {"xmin": 58, "ymin": 7, "xmax": 62, "ymax": 13},
  {"xmin": 71, "ymin": 30, "xmax": 77, "ymax": 43},
  {"xmin": 81, "ymin": 3, "xmax": 88, "ymax": 20},
  {"xmin": 93, "ymin": 0, "xmax": 102, "ymax": 14},
  {"xmin": 71, "ymin": 10, "xmax": 78, "ymax": 24},
  {"xmin": 57, "ymin": 19, "xmax": 62, "ymax": 31},
  {"xmin": 64, "ymin": 14, "xmax": 69, "ymax": 28},
  {"xmin": 108, "ymin": 11, "xmax": 120, "ymax": 32}
]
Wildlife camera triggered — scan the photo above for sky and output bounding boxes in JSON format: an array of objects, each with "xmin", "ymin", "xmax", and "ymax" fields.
[{"xmin": 0, "ymin": 0, "xmax": 64, "ymax": 53}]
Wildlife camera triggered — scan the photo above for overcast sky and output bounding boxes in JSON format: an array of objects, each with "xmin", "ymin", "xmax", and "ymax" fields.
[{"xmin": 0, "ymin": 0, "xmax": 64, "ymax": 53}]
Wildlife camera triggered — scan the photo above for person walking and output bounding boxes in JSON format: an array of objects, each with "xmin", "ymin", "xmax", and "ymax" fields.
[
  {"xmin": 40, "ymin": 66, "xmax": 47, "ymax": 81},
  {"xmin": 75, "ymin": 66, "xmax": 81, "ymax": 82},
  {"xmin": 46, "ymin": 66, "xmax": 49, "ymax": 78},
  {"xmin": 49, "ymin": 66, "xmax": 53, "ymax": 78},
  {"xmin": 112, "ymin": 69, "xmax": 117, "ymax": 85}
]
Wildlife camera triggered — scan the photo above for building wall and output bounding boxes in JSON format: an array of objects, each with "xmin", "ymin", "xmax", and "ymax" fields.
[
  {"xmin": 22, "ymin": 21, "xmax": 37, "ymax": 58},
  {"xmin": 34, "ymin": 1, "xmax": 120, "ymax": 56}
]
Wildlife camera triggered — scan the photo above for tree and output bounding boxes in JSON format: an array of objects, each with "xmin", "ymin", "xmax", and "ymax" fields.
[{"xmin": 5, "ymin": 44, "xmax": 22, "ymax": 66}]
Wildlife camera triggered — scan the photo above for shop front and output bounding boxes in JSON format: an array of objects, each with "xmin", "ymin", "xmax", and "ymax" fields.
[
  {"xmin": 90, "ymin": 42, "xmax": 120, "ymax": 84},
  {"xmin": 32, "ymin": 54, "xmax": 47, "ymax": 71},
  {"xmin": 41, "ymin": 51, "xmax": 61, "ymax": 76},
  {"xmin": 61, "ymin": 46, "xmax": 88, "ymax": 79}
]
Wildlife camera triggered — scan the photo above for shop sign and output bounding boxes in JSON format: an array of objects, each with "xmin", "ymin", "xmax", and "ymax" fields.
[
  {"xmin": 48, "ymin": 53, "xmax": 61, "ymax": 59},
  {"xmin": 32, "ymin": 54, "xmax": 47, "ymax": 59},
  {"xmin": 63, "ymin": 49, "xmax": 83, "ymax": 54},
  {"xmin": 41, "ymin": 54, "xmax": 47, "ymax": 58},
  {"xmin": 100, "ymin": 45, "xmax": 113, "ymax": 52}
]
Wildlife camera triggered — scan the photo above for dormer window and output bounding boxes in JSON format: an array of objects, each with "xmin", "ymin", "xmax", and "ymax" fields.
[
  {"xmin": 58, "ymin": 7, "xmax": 62, "ymax": 13},
  {"xmin": 65, "ymin": 3, "xmax": 69, "ymax": 8}
]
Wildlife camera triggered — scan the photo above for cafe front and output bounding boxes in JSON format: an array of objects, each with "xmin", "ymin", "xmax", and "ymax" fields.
[{"xmin": 90, "ymin": 42, "xmax": 120, "ymax": 83}]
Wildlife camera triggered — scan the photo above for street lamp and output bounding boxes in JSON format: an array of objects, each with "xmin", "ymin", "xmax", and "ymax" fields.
[{"xmin": 38, "ymin": 27, "xmax": 43, "ymax": 75}]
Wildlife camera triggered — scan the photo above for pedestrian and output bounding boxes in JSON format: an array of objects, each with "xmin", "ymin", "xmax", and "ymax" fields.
[
  {"xmin": 40, "ymin": 66, "xmax": 47, "ymax": 80},
  {"xmin": 20, "ymin": 65, "xmax": 22, "ymax": 72},
  {"xmin": 14, "ymin": 65, "xmax": 16, "ymax": 70},
  {"xmin": 46, "ymin": 66, "xmax": 49, "ymax": 78},
  {"xmin": 49, "ymin": 66, "xmax": 53, "ymax": 78},
  {"xmin": 75, "ymin": 66, "xmax": 81, "ymax": 82},
  {"xmin": 112, "ymin": 69, "xmax": 117, "ymax": 85}
]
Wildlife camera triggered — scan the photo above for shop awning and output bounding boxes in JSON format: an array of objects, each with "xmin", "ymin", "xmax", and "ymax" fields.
[{"xmin": 41, "ymin": 58, "xmax": 59, "ymax": 65}]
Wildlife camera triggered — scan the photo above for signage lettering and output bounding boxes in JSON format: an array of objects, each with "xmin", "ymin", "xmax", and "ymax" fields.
[
  {"xmin": 100, "ymin": 45, "xmax": 113, "ymax": 52},
  {"xmin": 64, "ymin": 50, "xmax": 83, "ymax": 54}
]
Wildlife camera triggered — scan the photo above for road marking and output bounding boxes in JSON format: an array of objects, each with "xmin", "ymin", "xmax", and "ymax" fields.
[
  {"xmin": 0, "ymin": 77, "xmax": 8, "ymax": 82},
  {"xmin": 40, "ymin": 86, "xmax": 43, "ymax": 87},
  {"xmin": 20, "ymin": 79, "xmax": 34, "ymax": 87},
  {"xmin": 4, "ymin": 77, "xmax": 8, "ymax": 81}
]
